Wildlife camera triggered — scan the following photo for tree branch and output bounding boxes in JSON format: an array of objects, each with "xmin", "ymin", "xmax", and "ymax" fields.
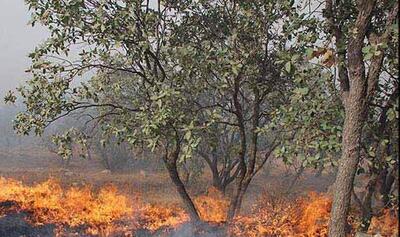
[{"xmin": 366, "ymin": 3, "xmax": 399, "ymax": 99}]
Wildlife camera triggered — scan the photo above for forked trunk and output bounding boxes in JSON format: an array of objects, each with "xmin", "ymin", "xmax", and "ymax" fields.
[
  {"xmin": 211, "ymin": 174, "xmax": 225, "ymax": 193},
  {"xmin": 228, "ymin": 74, "xmax": 248, "ymax": 220}
]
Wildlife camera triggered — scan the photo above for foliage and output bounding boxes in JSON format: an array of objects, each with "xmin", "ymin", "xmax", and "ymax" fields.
[
  {"xmin": 267, "ymin": 63, "xmax": 343, "ymax": 168},
  {"xmin": 5, "ymin": 0, "xmax": 319, "ymax": 184}
]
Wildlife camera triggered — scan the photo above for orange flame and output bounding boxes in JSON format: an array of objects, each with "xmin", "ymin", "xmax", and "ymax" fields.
[
  {"xmin": 0, "ymin": 177, "xmax": 397, "ymax": 236},
  {"xmin": 297, "ymin": 192, "xmax": 332, "ymax": 236},
  {"xmin": 230, "ymin": 192, "xmax": 332, "ymax": 237},
  {"xmin": 0, "ymin": 177, "xmax": 134, "ymax": 235},
  {"xmin": 194, "ymin": 187, "xmax": 229, "ymax": 223},
  {"xmin": 139, "ymin": 204, "xmax": 189, "ymax": 231},
  {"xmin": 368, "ymin": 208, "xmax": 399, "ymax": 236}
]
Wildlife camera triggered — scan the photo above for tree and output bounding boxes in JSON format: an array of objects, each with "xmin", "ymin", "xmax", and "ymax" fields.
[
  {"xmin": 5, "ymin": 0, "xmax": 316, "ymax": 222},
  {"xmin": 169, "ymin": 0, "xmax": 320, "ymax": 219},
  {"xmin": 352, "ymin": 47, "xmax": 399, "ymax": 231},
  {"xmin": 265, "ymin": 0, "xmax": 398, "ymax": 233},
  {"xmin": 6, "ymin": 0, "xmax": 207, "ymax": 221},
  {"xmin": 321, "ymin": 1, "xmax": 398, "ymax": 236},
  {"xmin": 93, "ymin": 139, "xmax": 134, "ymax": 172}
]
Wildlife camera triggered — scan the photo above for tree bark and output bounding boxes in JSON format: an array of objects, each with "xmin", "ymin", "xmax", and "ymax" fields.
[
  {"xmin": 162, "ymin": 142, "xmax": 201, "ymax": 222},
  {"xmin": 227, "ymin": 73, "xmax": 247, "ymax": 220},
  {"xmin": 287, "ymin": 164, "xmax": 305, "ymax": 193},
  {"xmin": 328, "ymin": 1, "xmax": 398, "ymax": 232},
  {"xmin": 329, "ymin": 93, "xmax": 367, "ymax": 236},
  {"xmin": 232, "ymin": 86, "xmax": 262, "ymax": 216},
  {"xmin": 360, "ymin": 173, "xmax": 378, "ymax": 231},
  {"xmin": 328, "ymin": 1, "xmax": 376, "ymax": 236},
  {"xmin": 165, "ymin": 161, "xmax": 201, "ymax": 222}
]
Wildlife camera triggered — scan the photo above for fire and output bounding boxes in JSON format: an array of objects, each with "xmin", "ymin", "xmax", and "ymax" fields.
[
  {"xmin": 297, "ymin": 192, "xmax": 332, "ymax": 236},
  {"xmin": 230, "ymin": 193, "xmax": 301, "ymax": 237},
  {"xmin": 368, "ymin": 209, "xmax": 399, "ymax": 236},
  {"xmin": 0, "ymin": 177, "xmax": 397, "ymax": 236},
  {"xmin": 0, "ymin": 177, "xmax": 134, "ymax": 235},
  {"xmin": 230, "ymin": 192, "xmax": 332, "ymax": 237},
  {"xmin": 139, "ymin": 204, "xmax": 189, "ymax": 231},
  {"xmin": 0, "ymin": 177, "xmax": 191, "ymax": 235},
  {"xmin": 194, "ymin": 187, "xmax": 229, "ymax": 223},
  {"xmin": 137, "ymin": 187, "xmax": 228, "ymax": 232}
]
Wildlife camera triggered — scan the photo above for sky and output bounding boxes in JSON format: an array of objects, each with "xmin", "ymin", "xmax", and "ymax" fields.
[
  {"xmin": 0, "ymin": 0, "xmax": 160, "ymax": 106},
  {"xmin": 0, "ymin": 0, "xmax": 48, "ymax": 104}
]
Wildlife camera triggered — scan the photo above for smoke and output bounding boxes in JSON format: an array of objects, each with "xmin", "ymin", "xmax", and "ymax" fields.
[
  {"xmin": 168, "ymin": 222, "xmax": 227, "ymax": 237},
  {"xmin": 134, "ymin": 220, "xmax": 228, "ymax": 237}
]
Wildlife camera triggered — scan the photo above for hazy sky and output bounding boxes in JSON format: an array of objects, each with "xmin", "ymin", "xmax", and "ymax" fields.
[{"xmin": 0, "ymin": 0, "xmax": 48, "ymax": 104}]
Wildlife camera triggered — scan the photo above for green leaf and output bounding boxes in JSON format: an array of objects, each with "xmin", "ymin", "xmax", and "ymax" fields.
[
  {"xmin": 298, "ymin": 87, "xmax": 309, "ymax": 95},
  {"xmin": 306, "ymin": 48, "xmax": 314, "ymax": 59},
  {"xmin": 387, "ymin": 108, "xmax": 396, "ymax": 121},
  {"xmin": 285, "ymin": 61, "xmax": 292, "ymax": 73},
  {"xmin": 362, "ymin": 45, "xmax": 371, "ymax": 53},
  {"xmin": 364, "ymin": 53, "xmax": 373, "ymax": 60},
  {"xmin": 368, "ymin": 150, "xmax": 375, "ymax": 157}
]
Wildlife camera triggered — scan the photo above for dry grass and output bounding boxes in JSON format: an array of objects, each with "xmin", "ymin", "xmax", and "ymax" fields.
[{"xmin": 1, "ymin": 147, "xmax": 396, "ymax": 237}]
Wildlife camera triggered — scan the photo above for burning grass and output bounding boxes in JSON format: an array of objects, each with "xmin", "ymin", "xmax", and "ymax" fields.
[
  {"xmin": 194, "ymin": 187, "xmax": 229, "ymax": 223},
  {"xmin": 0, "ymin": 177, "xmax": 195, "ymax": 236},
  {"xmin": 0, "ymin": 177, "xmax": 135, "ymax": 235},
  {"xmin": 0, "ymin": 177, "xmax": 397, "ymax": 236},
  {"xmin": 139, "ymin": 204, "xmax": 189, "ymax": 231},
  {"xmin": 229, "ymin": 192, "xmax": 398, "ymax": 237},
  {"xmin": 368, "ymin": 209, "xmax": 399, "ymax": 236}
]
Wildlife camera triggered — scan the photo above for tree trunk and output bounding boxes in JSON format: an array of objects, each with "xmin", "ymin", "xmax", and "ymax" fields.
[
  {"xmin": 360, "ymin": 174, "xmax": 378, "ymax": 231},
  {"xmin": 227, "ymin": 163, "xmax": 246, "ymax": 220},
  {"xmin": 163, "ymin": 144, "xmax": 201, "ymax": 222},
  {"xmin": 380, "ymin": 168, "xmax": 396, "ymax": 207},
  {"xmin": 164, "ymin": 161, "xmax": 201, "ymax": 222},
  {"xmin": 328, "ymin": 1, "xmax": 377, "ymax": 235},
  {"xmin": 227, "ymin": 73, "xmax": 247, "ymax": 220},
  {"xmin": 211, "ymin": 171, "xmax": 225, "ymax": 193},
  {"xmin": 100, "ymin": 149, "xmax": 111, "ymax": 170},
  {"xmin": 286, "ymin": 164, "xmax": 305, "ymax": 193},
  {"xmin": 329, "ymin": 49, "xmax": 369, "ymax": 236},
  {"xmin": 329, "ymin": 101, "xmax": 366, "ymax": 236},
  {"xmin": 327, "ymin": 1, "xmax": 397, "ymax": 233}
]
